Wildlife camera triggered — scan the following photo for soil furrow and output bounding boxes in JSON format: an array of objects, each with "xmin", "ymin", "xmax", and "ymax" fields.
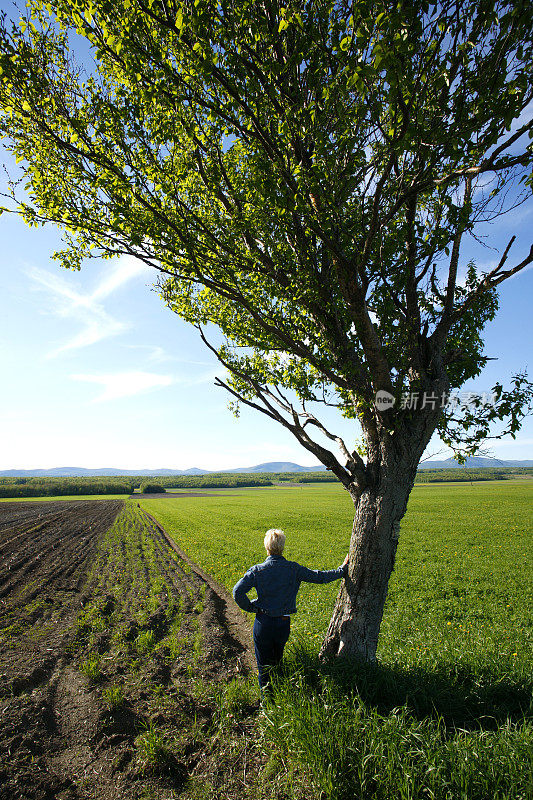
[{"xmin": 0, "ymin": 499, "xmax": 258, "ymax": 800}]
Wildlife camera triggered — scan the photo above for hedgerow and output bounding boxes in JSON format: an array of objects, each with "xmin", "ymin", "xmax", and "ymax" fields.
[{"xmin": 0, "ymin": 480, "xmax": 133, "ymax": 497}]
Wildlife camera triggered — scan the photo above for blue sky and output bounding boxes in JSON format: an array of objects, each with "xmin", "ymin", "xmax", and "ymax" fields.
[
  {"xmin": 1, "ymin": 110, "xmax": 533, "ymax": 471},
  {"xmin": 0, "ymin": 156, "xmax": 341, "ymax": 470},
  {"xmin": 1, "ymin": 185, "xmax": 532, "ymax": 471}
]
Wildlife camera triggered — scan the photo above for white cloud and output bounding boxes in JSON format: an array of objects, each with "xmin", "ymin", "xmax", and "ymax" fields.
[
  {"xmin": 91, "ymin": 256, "xmax": 151, "ymax": 301},
  {"xmin": 185, "ymin": 368, "xmax": 221, "ymax": 386},
  {"xmin": 125, "ymin": 344, "xmax": 214, "ymax": 367},
  {"xmin": 126, "ymin": 344, "xmax": 171, "ymax": 363},
  {"xmin": 69, "ymin": 363, "xmax": 219, "ymax": 403},
  {"xmin": 28, "ymin": 256, "xmax": 153, "ymax": 357},
  {"xmin": 71, "ymin": 370, "xmax": 174, "ymax": 403}
]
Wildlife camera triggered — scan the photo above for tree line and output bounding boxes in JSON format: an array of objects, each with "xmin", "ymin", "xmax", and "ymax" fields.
[
  {"xmin": 414, "ymin": 469, "xmax": 507, "ymax": 483},
  {"xmin": 0, "ymin": 479, "xmax": 134, "ymax": 498},
  {"xmin": 0, "ymin": 468, "xmax": 530, "ymax": 497}
]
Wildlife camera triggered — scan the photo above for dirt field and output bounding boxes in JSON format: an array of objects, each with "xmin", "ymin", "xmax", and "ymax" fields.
[
  {"xmin": 0, "ymin": 500, "xmax": 124, "ymax": 687},
  {"xmin": 0, "ymin": 500, "xmax": 259, "ymax": 800}
]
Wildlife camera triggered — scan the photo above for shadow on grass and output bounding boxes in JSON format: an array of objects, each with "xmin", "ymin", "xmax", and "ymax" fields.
[{"xmin": 278, "ymin": 640, "xmax": 532, "ymax": 732}]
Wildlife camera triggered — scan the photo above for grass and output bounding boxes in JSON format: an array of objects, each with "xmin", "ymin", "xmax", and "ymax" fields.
[
  {"xmin": 140, "ymin": 482, "xmax": 532, "ymax": 664},
  {"xmin": 102, "ymin": 684, "xmax": 125, "ymax": 710},
  {"xmin": 140, "ymin": 484, "xmax": 355, "ymax": 639},
  {"xmin": 141, "ymin": 481, "xmax": 533, "ymax": 799},
  {"xmin": 134, "ymin": 722, "xmax": 173, "ymax": 773},
  {"xmin": 134, "ymin": 629, "xmax": 157, "ymax": 654},
  {"xmin": 79, "ymin": 653, "xmax": 104, "ymax": 683}
]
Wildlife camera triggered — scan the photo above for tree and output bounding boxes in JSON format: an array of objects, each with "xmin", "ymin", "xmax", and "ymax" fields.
[
  {"xmin": 1, "ymin": 0, "xmax": 532, "ymax": 660},
  {"xmin": 140, "ymin": 482, "xmax": 166, "ymax": 494}
]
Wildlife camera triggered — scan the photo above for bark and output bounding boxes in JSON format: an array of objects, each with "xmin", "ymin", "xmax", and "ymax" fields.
[{"xmin": 320, "ymin": 416, "xmax": 438, "ymax": 662}]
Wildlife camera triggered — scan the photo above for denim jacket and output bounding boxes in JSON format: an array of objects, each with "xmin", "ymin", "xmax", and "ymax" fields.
[{"xmin": 232, "ymin": 554, "xmax": 347, "ymax": 617}]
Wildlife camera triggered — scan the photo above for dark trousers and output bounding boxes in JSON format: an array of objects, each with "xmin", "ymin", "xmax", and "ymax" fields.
[{"xmin": 253, "ymin": 612, "xmax": 290, "ymax": 690}]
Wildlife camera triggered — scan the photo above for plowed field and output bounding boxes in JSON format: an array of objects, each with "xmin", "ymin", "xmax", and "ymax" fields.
[
  {"xmin": 0, "ymin": 501, "xmax": 258, "ymax": 800},
  {"xmin": 0, "ymin": 501, "xmax": 124, "ymax": 687}
]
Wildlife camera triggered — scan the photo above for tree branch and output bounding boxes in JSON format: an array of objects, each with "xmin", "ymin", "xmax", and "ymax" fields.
[
  {"xmin": 195, "ymin": 326, "xmax": 360, "ymax": 488},
  {"xmin": 446, "ymin": 239, "xmax": 533, "ymax": 328}
]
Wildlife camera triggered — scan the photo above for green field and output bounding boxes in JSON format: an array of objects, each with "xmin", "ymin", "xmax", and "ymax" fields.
[
  {"xmin": 140, "ymin": 482, "xmax": 532, "ymax": 666},
  {"xmin": 141, "ymin": 481, "xmax": 533, "ymax": 799}
]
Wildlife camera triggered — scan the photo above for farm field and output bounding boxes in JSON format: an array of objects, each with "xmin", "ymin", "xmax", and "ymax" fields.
[
  {"xmin": 0, "ymin": 500, "xmax": 265, "ymax": 800},
  {"xmin": 141, "ymin": 480, "xmax": 533, "ymax": 799},
  {"xmin": 0, "ymin": 500, "xmax": 124, "ymax": 685},
  {"xmin": 1, "ymin": 483, "xmax": 531, "ymax": 799},
  {"xmin": 140, "ymin": 482, "xmax": 532, "ymax": 651},
  {"xmin": 0, "ymin": 494, "xmax": 129, "ymax": 503}
]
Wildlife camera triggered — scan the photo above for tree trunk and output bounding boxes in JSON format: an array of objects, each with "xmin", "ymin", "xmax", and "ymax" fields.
[{"xmin": 320, "ymin": 443, "xmax": 424, "ymax": 661}]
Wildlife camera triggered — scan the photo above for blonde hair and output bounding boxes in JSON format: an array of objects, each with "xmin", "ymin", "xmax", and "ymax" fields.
[{"xmin": 264, "ymin": 528, "xmax": 286, "ymax": 555}]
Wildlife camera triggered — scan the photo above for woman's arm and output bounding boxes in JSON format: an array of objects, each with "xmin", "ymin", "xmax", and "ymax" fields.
[
  {"xmin": 232, "ymin": 569, "xmax": 259, "ymax": 612},
  {"xmin": 297, "ymin": 554, "xmax": 349, "ymax": 584}
]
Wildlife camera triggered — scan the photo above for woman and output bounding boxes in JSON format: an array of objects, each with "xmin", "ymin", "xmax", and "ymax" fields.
[{"xmin": 232, "ymin": 528, "xmax": 349, "ymax": 691}]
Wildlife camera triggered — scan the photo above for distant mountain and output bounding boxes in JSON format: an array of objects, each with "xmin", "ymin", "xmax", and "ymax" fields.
[
  {"xmin": 0, "ymin": 461, "xmax": 325, "ymax": 477},
  {"xmin": 1, "ymin": 457, "xmax": 531, "ymax": 478},
  {"xmin": 418, "ymin": 456, "xmax": 533, "ymax": 469},
  {"xmin": 222, "ymin": 461, "xmax": 327, "ymax": 473},
  {"xmin": 0, "ymin": 466, "xmax": 209, "ymax": 478}
]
